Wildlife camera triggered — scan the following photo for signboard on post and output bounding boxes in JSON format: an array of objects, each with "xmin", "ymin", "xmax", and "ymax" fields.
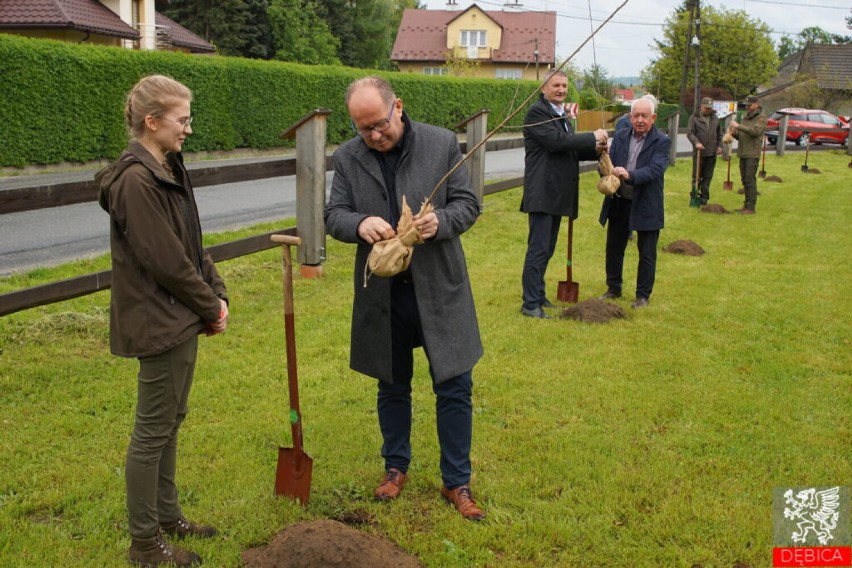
[{"xmin": 714, "ymin": 101, "xmax": 736, "ymax": 119}]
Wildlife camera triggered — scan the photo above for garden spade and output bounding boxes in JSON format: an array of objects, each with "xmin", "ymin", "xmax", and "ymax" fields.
[
  {"xmin": 556, "ymin": 218, "xmax": 579, "ymax": 303},
  {"xmin": 723, "ymin": 156, "xmax": 733, "ymax": 190},
  {"xmin": 271, "ymin": 234, "xmax": 313, "ymax": 505},
  {"xmin": 801, "ymin": 133, "xmax": 811, "ymax": 172},
  {"xmin": 689, "ymin": 149, "xmax": 702, "ymax": 207},
  {"xmin": 758, "ymin": 136, "xmax": 767, "ymax": 178}
]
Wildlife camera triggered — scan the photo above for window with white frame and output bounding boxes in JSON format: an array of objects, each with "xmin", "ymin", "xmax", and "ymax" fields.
[
  {"xmin": 423, "ymin": 67, "xmax": 448, "ymax": 76},
  {"xmin": 460, "ymin": 30, "xmax": 487, "ymax": 47},
  {"xmin": 495, "ymin": 68, "xmax": 522, "ymax": 80}
]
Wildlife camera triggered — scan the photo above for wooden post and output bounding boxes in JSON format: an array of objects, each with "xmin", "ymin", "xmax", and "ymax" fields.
[
  {"xmin": 776, "ymin": 114, "xmax": 788, "ymax": 157},
  {"xmin": 455, "ymin": 109, "xmax": 489, "ymax": 206},
  {"xmin": 280, "ymin": 108, "xmax": 332, "ymax": 278},
  {"xmin": 667, "ymin": 112, "xmax": 680, "ymax": 166},
  {"xmin": 721, "ymin": 115, "xmax": 731, "ymax": 161}
]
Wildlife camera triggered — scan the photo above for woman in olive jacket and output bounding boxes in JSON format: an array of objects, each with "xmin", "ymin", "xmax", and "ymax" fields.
[{"xmin": 96, "ymin": 75, "xmax": 228, "ymax": 567}]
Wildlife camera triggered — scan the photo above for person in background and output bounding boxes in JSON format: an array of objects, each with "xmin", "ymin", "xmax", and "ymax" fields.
[
  {"xmin": 324, "ymin": 76, "xmax": 485, "ymax": 521},
  {"xmin": 598, "ymin": 97, "xmax": 670, "ymax": 309},
  {"xmin": 520, "ymin": 69, "xmax": 607, "ymax": 318},
  {"xmin": 687, "ymin": 97, "xmax": 723, "ymax": 205},
  {"xmin": 730, "ymin": 95, "xmax": 767, "ymax": 215},
  {"xmin": 97, "ymin": 75, "xmax": 229, "ymax": 567}
]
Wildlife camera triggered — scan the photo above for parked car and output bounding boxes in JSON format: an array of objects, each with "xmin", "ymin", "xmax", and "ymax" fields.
[{"xmin": 765, "ymin": 108, "xmax": 849, "ymax": 146}]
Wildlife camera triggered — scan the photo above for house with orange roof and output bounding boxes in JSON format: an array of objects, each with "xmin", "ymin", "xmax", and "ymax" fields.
[{"xmin": 391, "ymin": 4, "xmax": 555, "ymax": 80}]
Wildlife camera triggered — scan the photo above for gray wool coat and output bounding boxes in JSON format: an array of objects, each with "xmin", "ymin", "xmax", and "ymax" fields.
[{"xmin": 324, "ymin": 115, "xmax": 483, "ymax": 384}]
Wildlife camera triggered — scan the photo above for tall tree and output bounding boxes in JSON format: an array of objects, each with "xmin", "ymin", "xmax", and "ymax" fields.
[
  {"xmin": 162, "ymin": 0, "xmax": 250, "ymax": 56},
  {"xmin": 241, "ymin": 0, "xmax": 275, "ymax": 59},
  {"xmin": 777, "ymin": 26, "xmax": 852, "ymax": 60},
  {"xmin": 641, "ymin": 5, "xmax": 777, "ymax": 105},
  {"xmin": 268, "ymin": 0, "xmax": 341, "ymax": 65}
]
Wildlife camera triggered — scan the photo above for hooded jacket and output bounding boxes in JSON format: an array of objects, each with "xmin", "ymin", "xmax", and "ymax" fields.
[{"xmin": 97, "ymin": 140, "xmax": 227, "ymax": 358}]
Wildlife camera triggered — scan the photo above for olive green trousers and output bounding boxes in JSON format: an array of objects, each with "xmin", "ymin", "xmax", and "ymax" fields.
[{"xmin": 126, "ymin": 336, "xmax": 197, "ymax": 539}]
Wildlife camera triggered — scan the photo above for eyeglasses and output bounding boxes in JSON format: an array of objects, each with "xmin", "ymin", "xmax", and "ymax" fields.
[
  {"xmin": 353, "ymin": 101, "xmax": 396, "ymax": 138},
  {"xmin": 160, "ymin": 115, "xmax": 193, "ymax": 129}
]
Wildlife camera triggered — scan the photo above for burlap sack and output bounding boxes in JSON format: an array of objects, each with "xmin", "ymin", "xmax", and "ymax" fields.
[
  {"xmin": 597, "ymin": 152, "xmax": 620, "ymax": 196},
  {"xmin": 364, "ymin": 195, "xmax": 435, "ymax": 285},
  {"xmin": 722, "ymin": 125, "xmax": 734, "ymax": 145}
]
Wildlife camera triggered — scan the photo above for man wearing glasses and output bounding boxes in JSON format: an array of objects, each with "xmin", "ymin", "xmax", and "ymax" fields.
[{"xmin": 324, "ymin": 76, "xmax": 485, "ymax": 520}]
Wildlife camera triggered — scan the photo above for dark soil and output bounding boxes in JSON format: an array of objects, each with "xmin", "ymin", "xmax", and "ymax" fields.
[
  {"xmin": 560, "ymin": 298, "xmax": 627, "ymax": 323},
  {"xmin": 663, "ymin": 240, "xmax": 705, "ymax": 256},
  {"xmin": 700, "ymin": 203, "xmax": 730, "ymax": 214},
  {"xmin": 242, "ymin": 519, "xmax": 423, "ymax": 568},
  {"xmin": 804, "ymin": 168, "xmax": 821, "ymax": 174},
  {"xmin": 763, "ymin": 175, "xmax": 783, "ymax": 182}
]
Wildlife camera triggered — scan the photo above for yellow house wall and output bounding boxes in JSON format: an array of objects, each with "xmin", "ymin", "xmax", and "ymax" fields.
[
  {"xmin": 397, "ymin": 62, "xmax": 541, "ymax": 81},
  {"xmin": 445, "ymin": 7, "xmax": 501, "ymax": 51}
]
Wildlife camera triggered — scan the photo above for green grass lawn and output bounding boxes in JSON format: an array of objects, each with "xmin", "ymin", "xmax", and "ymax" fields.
[{"xmin": 1, "ymin": 151, "xmax": 850, "ymax": 567}]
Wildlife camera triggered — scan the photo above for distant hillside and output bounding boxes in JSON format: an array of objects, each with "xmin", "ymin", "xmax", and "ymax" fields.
[{"xmin": 612, "ymin": 76, "xmax": 642, "ymax": 87}]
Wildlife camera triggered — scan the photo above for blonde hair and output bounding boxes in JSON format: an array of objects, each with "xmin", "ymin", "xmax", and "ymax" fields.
[{"xmin": 124, "ymin": 75, "xmax": 192, "ymax": 138}]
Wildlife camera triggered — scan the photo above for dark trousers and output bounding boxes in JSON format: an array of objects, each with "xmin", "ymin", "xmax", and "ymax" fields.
[
  {"xmin": 126, "ymin": 335, "xmax": 197, "ymax": 538},
  {"xmin": 692, "ymin": 154, "xmax": 717, "ymax": 201},
  {"xmin": 739, "ymin": 157, "xmax": 759, "ymax": 210},
  {"xmin": 521, "ymin": 212, "xmax": 562, "ymax": 310},
  {"xmin": 604, "ymin": 197, "xmax": 660, "ymax": 300},
  {"xmin": 377, "ymin": 280, "xmax": 474, "ymax": 489}
]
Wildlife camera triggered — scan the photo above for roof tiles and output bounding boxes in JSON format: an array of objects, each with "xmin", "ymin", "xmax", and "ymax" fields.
[{"xmin": 0, "ymin": 0, "xmax": 139, "ymax": 40}]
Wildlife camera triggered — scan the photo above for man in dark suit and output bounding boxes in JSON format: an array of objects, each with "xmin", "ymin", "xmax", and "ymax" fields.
[
  {"xmin": 324, "ymin": 76, "xmax": 485, "ymax": 520},
  {"xmin": 598, "ymin": 97, "xmax": 670, "ymax": 309},
  {"xmin": 520, "ymin": 69, "xmax": 607, "ymax": 318}
]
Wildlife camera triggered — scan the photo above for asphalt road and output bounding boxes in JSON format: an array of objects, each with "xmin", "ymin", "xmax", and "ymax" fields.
[{"xmin": 1, "ymin": 134, "xmax": 704, "ymax": 277}]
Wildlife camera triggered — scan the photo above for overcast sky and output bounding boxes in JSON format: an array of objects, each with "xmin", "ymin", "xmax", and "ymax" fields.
[{"xmin": 422, "ymin": 0, "xmax": 851, "ymax": 78}]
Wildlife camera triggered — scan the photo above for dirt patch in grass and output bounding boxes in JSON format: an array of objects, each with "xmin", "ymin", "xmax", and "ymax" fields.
[
  {"xmin": 763, "ymin": 175, "xmax": 783, "ymax": 182},
  {"xmin": 663, "ymin": 240, "xmax": 705, "ymax": 256},
  {"xmin": 804, "ymin": 168, "xmax": 821, "ymax": 174},
  {"xmin": 242, "ymin": 519, "xmax": 423, "ymax": 568},
  {"xmin": 700, "ymin": 203, "xmax": 730, "ymax": 214},
  {"xmin": 560, "ymin": 298, "xmax": 627, "ymax": 323}
]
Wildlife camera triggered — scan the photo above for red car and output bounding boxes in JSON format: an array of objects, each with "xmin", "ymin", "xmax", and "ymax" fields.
[{"xmin": 765, "ymin": 108, "xmax": 849, "ymax": 146}]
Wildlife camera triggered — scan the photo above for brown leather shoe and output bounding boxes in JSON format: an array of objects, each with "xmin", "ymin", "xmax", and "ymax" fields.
[
  {"xmin": 441, "ymin": 485, "xmax": 485, "ymax": 521},
  {"xmin": 374, "ymin": 468, "xmax": 407, "ymax": 501}
]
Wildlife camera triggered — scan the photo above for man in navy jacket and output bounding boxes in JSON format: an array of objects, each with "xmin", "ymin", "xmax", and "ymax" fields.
[{"xmin": 598, "ymin": 97, "xmax": 670, "ymax": 309}]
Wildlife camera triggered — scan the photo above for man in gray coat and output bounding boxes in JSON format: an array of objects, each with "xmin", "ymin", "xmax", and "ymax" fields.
[{"xmin": 324, "ymin": 76, "xmax": 485, "ymax": 521}]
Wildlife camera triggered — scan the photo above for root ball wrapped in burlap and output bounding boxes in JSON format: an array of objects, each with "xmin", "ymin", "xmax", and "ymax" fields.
[
  {"xmin": 597, "ymin": 152, "xmax": 620, "ymax": 196},
  {"xmin": 364, "ymin": 195, "xmax": 435, "ymax": 286},
  {"xmin": 722, "ymin": 125, "xmax": 734, "ymax": 145}
]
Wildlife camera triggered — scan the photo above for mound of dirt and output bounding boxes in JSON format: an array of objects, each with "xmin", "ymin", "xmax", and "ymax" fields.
[
  {"xmin": 804, "ymin": 168, "xmax": 821, "ymax": 174},
  {"xmin": 663, "ymin": 240, "xmax": 705, "ymax": 256},
  {"xmin": 763, "ymin": 175, "xmax": 783, "ymax": 182},
  {"xmin": 560, "ymin": 298, "xmax": 627, "ymax": 323},
  {"xmin": 242, "ymin": 519, "xmax": 423, "ymax": 568},
  {"xmin": 700, "ymin": 203, "xmax": 730, "ymax": 214}
]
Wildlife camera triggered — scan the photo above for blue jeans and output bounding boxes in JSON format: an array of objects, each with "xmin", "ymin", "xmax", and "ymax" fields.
[{"xmin": 377, "ymin": 280, "xmax": 474, "ymax": 489}]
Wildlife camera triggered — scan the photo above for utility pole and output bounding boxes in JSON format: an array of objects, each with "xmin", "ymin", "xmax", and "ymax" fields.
[
  {"xmin": 534, "ymin": 37, "xmax": 539, "ymax": 81},
  {"xmin": 692, "ymin": 0, "xmax": 701, "ymax": 114},
  {"xmin": 678, "ymin": 0, "xmax": 695, "ymax": 113}
]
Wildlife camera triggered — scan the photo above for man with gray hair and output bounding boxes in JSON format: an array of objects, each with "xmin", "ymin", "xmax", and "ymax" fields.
[
  {"xmin": 687, "ymin": 97, "xmax": 722, "ymax": 205},
  {"xmin": 599, "ymin": 96, "xmax": 670, "ymax": 309}
]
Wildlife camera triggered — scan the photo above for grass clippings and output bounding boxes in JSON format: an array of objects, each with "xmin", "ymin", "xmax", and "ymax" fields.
[
  {"xmin": 559, "ymin": 298, "xmax": 627, "ymax": 323},
  {"xmin": 663, "ymin": 239, "xmax": 705, "ymax": 256},
  {"xmin": 700, "ymin": 203, "xmax": 730, "ymax": 214}
]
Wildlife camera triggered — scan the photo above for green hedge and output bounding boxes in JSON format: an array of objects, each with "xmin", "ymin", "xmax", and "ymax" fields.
[{"xmin": 0, "ymin": 34, "xmax": 544, "ymax": 168}]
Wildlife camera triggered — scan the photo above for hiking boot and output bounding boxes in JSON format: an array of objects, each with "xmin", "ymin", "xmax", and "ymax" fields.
[
  {"xmin": 161, "ymin": 517, "xmax": 217, "ymax": 539},
  {"xmin": 128, "ymin": 529, "xmax": 201, "ymax": 567},
  {"xmin": 374, "ymin": 468, "xmax": 407, "ymax": 501}
]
